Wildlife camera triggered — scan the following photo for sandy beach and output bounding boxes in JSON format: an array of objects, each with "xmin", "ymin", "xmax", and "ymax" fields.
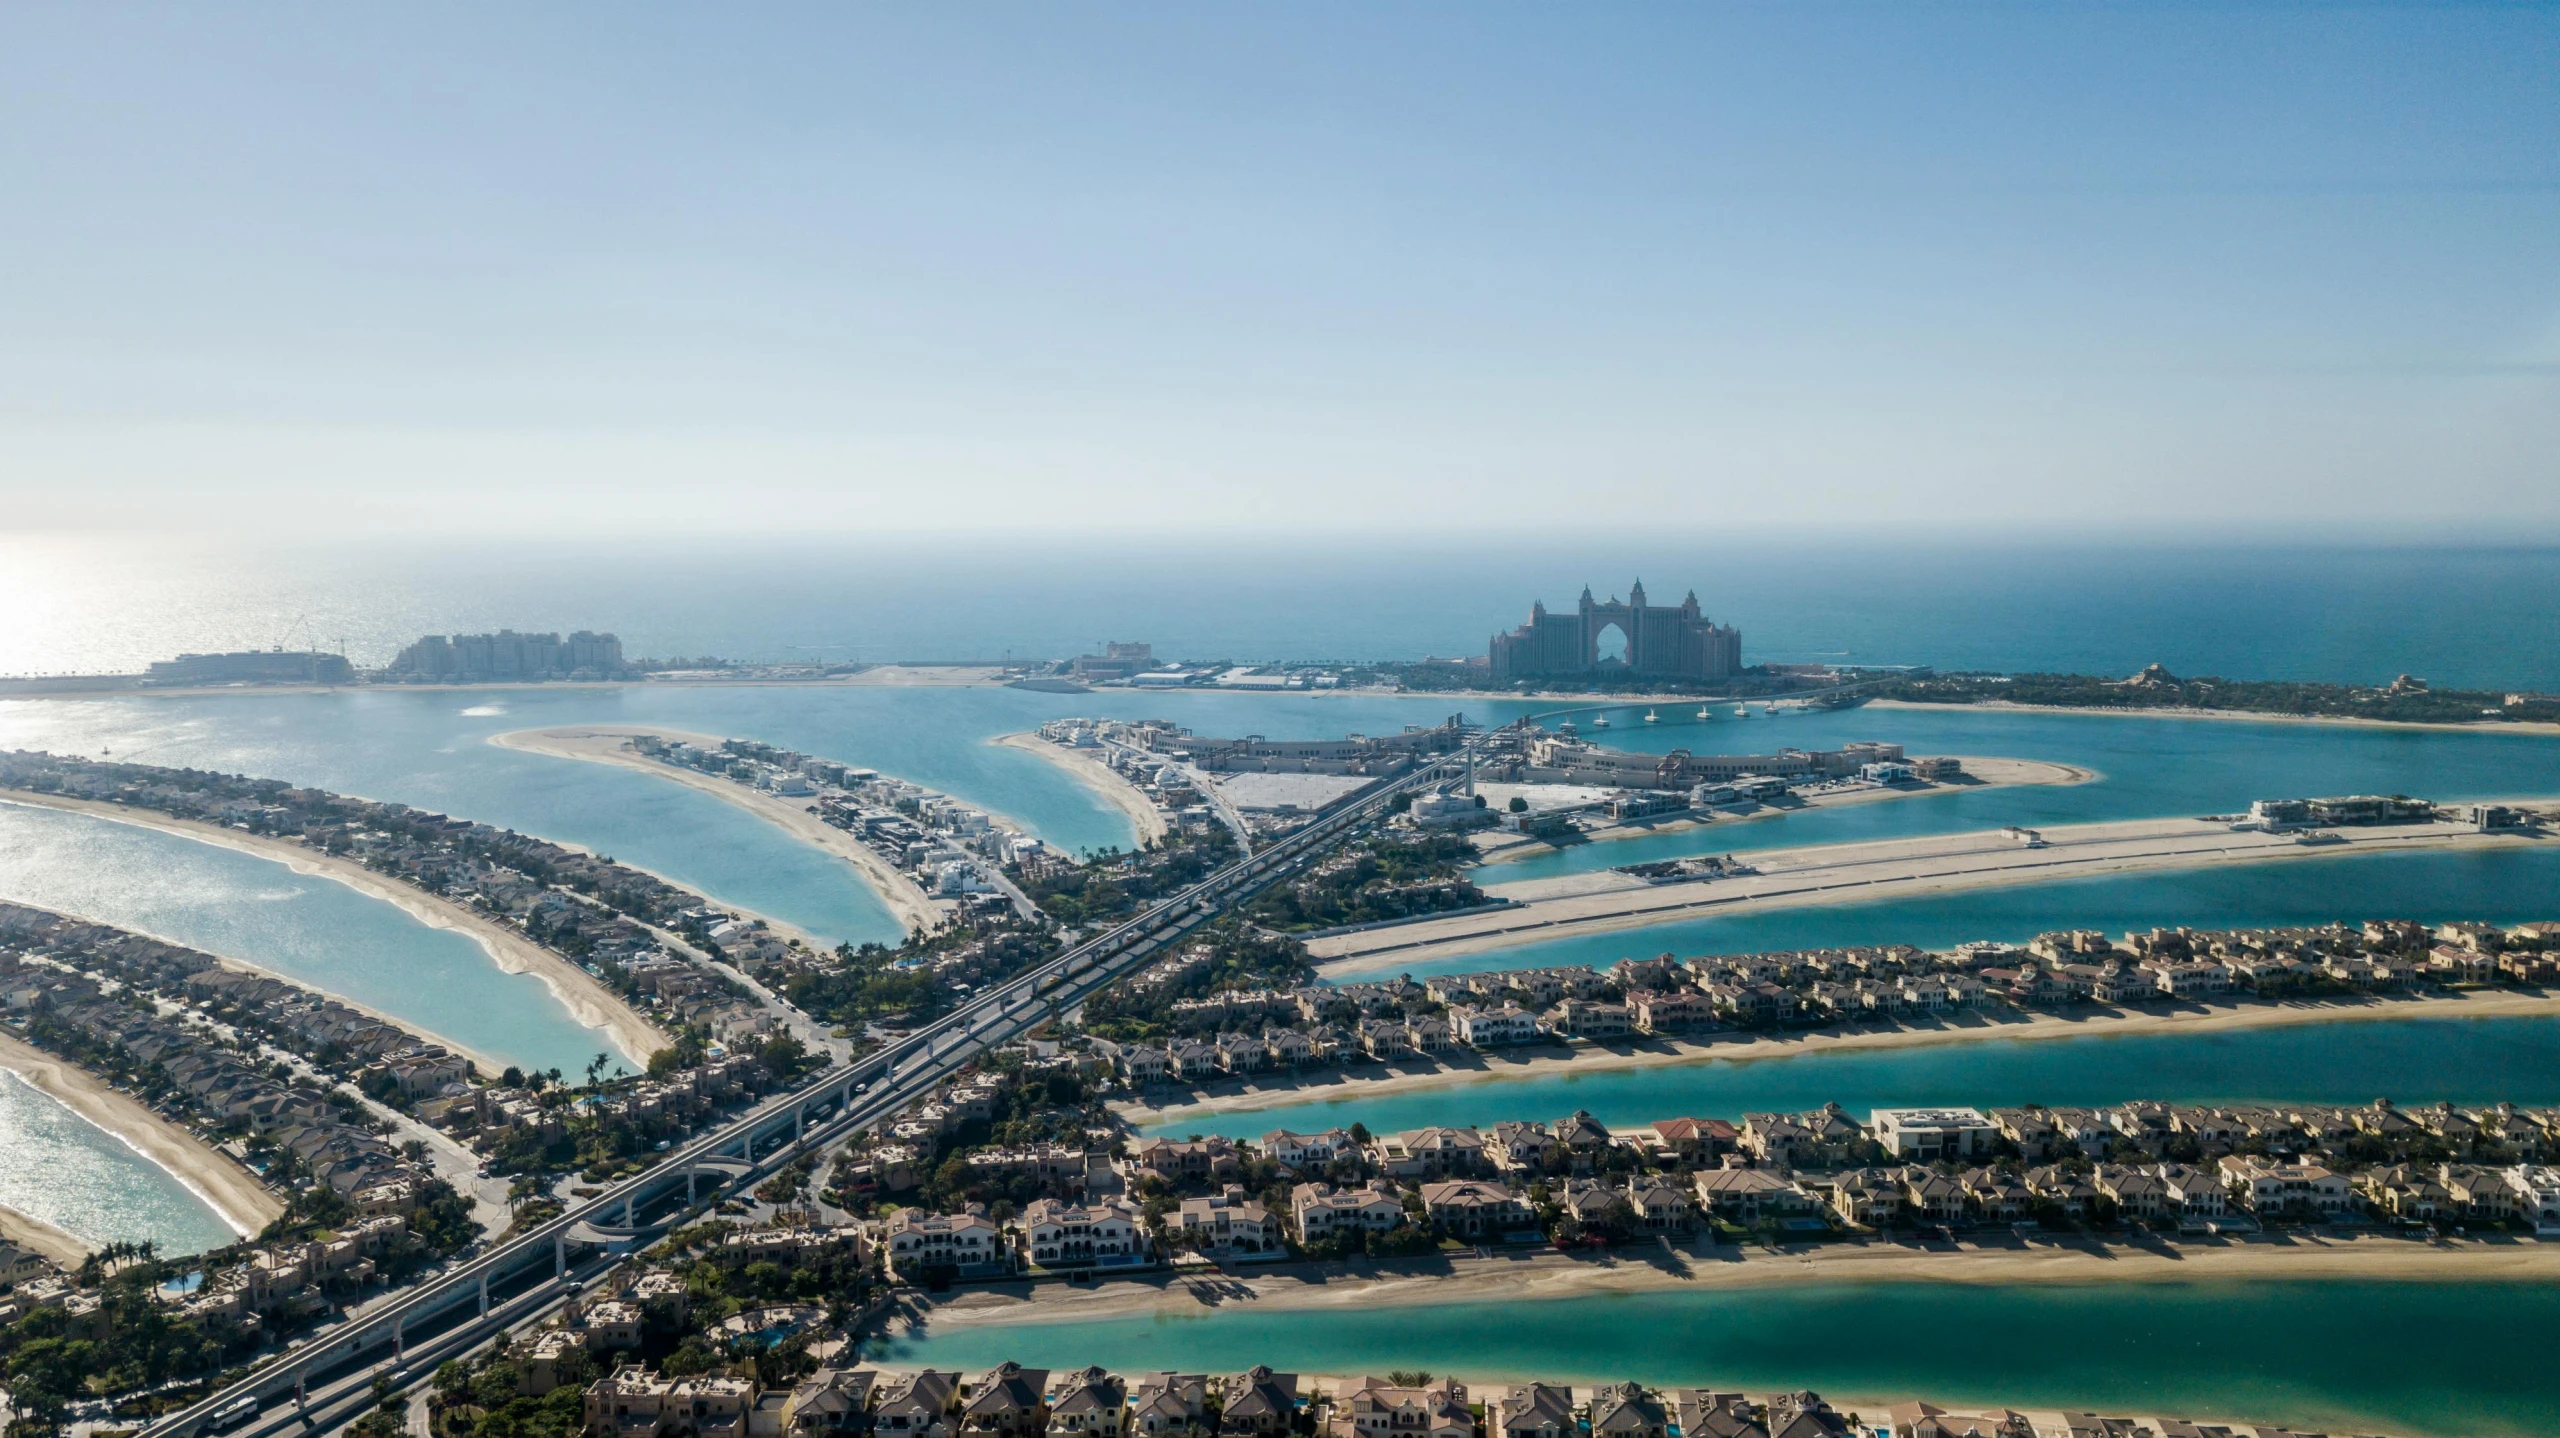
[
  {"xmin": 1117, "ymin": 986, "xmax": 2560, "ymax": 1127},
  {"xmin": 0, "ymin": 1027, "xmax": 283, "ymax": 1250},
  {"xmin": 490, "ymin": 725, "xmax": 946, "ymax": 935},
  {"xmin": 906, "ymin": 1227, "xmax": 2560, "ymax": 1337},
  {"xmin": 992, "ymin": 732, "xmax": 1171, "ymax": 846},
  {"xmin": 0, "ymin": 789, "xmax": 668, "ymax": 1063},
  {"xmin": 0, "ymin": 1196, "xmax": 97, "ymax": 1270},
  {"xmin": 1312, "ymin": 807, "xmax": 2551, "ymax": 970}
]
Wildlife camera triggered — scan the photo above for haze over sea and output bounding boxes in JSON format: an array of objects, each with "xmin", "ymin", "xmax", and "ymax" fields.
[
  {"xmin": 3, "ymin": 537, "xmax": 2560, "ymax": 1429},
  {"xmin": 8, "ymin": 535, "xmax": 2560, "ymax": 688}
]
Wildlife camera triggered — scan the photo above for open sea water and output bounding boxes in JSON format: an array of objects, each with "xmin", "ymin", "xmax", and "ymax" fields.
[{"xmin": 5, "ymin": 535, "xmax": 2559, "ymax": 688}]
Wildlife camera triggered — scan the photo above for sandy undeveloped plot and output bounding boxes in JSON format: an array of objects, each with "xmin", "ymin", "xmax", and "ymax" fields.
[
  {"xmin": 1475, "ymin": 757, "xmax": 2095, "ymax": 867},
  {"xmin": 840, "ymin": 665, "xmax": 1011, "ymax": 686},
  {"xmin": 0, "ymin": 1028, "xmax": 283, "ymax": 1253},
  {"xmin": 0, "ymin": 790, "xmax": 667, "ymax": 1063},
  {"xmin": 906, "ymin": 1228, "xmax": 2560, "ymax": 1339},
  {"xmin": 491, "ymin": 726, "xmax": 945, "ymax": 935},
  {"xmin": 992, "ymin": 732, "xmax": 1171, "ymax": 846},
  {"xmin": 1118, "ymin": 987, "xmax": 2560, "ymax": 1128},
  {"xmin": 1868, "ymin": 696, "xmax": 2560, "ymax": 740},
  {"xmin": 1314, "ymin": 808, "xmax": 2550, "ymax": 969},
  {"xmin": 1211, "ymin": 772, "xmax": 1378, "ymax": 812}
]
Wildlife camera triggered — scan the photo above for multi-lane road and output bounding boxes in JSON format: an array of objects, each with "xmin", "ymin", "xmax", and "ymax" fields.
[{"xmin": 144, "ymin": 722, "xmax": 1490, "ymax": 1438}]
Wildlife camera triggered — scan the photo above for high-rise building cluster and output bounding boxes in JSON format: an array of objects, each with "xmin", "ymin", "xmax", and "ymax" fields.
[{"xmin": 386, "ymin": 629, "xmax": 629, "ymax": 682}]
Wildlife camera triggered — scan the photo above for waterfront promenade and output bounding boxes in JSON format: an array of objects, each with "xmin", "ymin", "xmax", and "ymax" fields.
[{"xmin": 1314, "ymin": 807, "xmax": 2552, "ymax": 970}]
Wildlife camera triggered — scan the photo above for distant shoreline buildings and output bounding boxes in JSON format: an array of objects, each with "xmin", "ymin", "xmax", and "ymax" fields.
[
  {"xmin": 1489, "ymin": 582, "xmax": 1741, "ymax": 684},
  {"xmin": 385, "ymin": 629, "xmax": 631, "ymax": 683},
  {"xmin": 142, "ymin": 650, "xmax": 356, "ymax": 686}
]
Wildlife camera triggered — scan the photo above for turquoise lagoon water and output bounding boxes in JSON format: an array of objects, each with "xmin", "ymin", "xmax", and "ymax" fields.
[
  {"xmin": 878, "ymin": 1279, "xmax": 2560, "ymax": 1438},
  {"xmin": 0, "ymin": 1069, "xmax": 240, "ymax": 1256},
  {"xmin": 7, "ymin": 687, "xmax": 2558, "ymax": 953},
  {"xmin": 0, "ymin": 800, "xmax": 632, "ymax": 1075},
  {"xmin": 1147, "ymin": 1010, "xmax": 2560, "ymax": 1139}
]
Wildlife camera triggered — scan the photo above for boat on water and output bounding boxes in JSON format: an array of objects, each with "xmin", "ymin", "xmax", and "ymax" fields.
[
  {"xmin": 1643, "ymin": 709, "xmax": 1659, "ymax": 724},
  {"xmin": 1733, "ymin": 705, "xmax": 1750, "ymax": 717},
  {"xmin": 1593, "ymin": 714, "xmax": 1611, "ymax": 729},
  {"xmin": 1695, "ymin": 706, "xmax": 1714, "ymax": 720}
]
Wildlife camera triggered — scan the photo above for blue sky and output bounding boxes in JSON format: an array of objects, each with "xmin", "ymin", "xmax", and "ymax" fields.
[{"xmin": 1, "ymin": 4, "xmax": 2554, "ymax": 536}]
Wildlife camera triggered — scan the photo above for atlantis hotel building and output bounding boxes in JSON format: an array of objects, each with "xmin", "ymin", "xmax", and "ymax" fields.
[{"xmin": 1487, "ymin": 582, "xmax": 1742, "ymax": 683}]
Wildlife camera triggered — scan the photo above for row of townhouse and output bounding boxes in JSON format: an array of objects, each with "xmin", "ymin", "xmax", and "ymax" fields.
[
  {"xmin": 1422, "ymin": 966, "xmax": 1614, "ymax": 1008},
  {"xmin": 1703, "ymin": 1149, "xmax": 2538, "ymax": 1232},
  {"xmin": 1101, "ymin": 919, "xmax": 2560, "ymax": 1095},
  {"xmin": 1100, "ymin": 992, "xmax": 1722, "ymax": 1088},
  {"xmin": 169, "ymin": 965, "xmax": 425, "ymax": 1065},
  {"xmin": 594, "ymin": 1365, "xmax": 1885, "ymax": 1438},
  {"xmin": 1989, "ymin": 1097, "xmax": 2560, "ymax": 1165},
  {"xmin": 1137, "ymin": 1113, "xmax": 1749, "ymax": 1194},
  {"xmin": 585, "ymin": 1361, "xmax": 1311, "ymax": 1438},
  {"xmin": 1, "ymin": 903, "xmax": 477, "ymax": 1106},
  {"xmin": 1145, "ymin": 1094, "xmax": 2560, "ymax": 1212},
  {"xmin": 1196, "ymin": 1104, "xmax": 2560, "ymax": 1237}
]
